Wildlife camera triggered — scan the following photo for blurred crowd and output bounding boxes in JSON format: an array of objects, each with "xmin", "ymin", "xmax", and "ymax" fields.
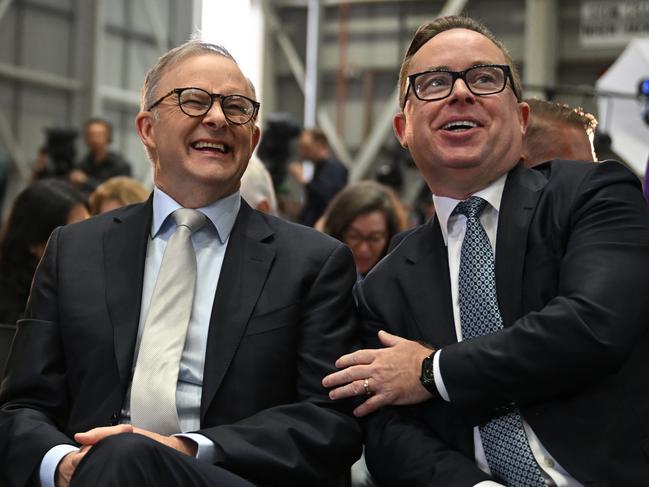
[{"xmin": 0, "ymin": 118, "xmax": 149, "ymax": 325}]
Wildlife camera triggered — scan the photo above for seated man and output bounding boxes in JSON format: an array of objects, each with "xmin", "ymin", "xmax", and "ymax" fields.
[
  {"xmin": 324, "ymin": 15, "xmax": 649, "ymax": 486},
  {"xmin": 0, "ymin": 40, "xmax": 361, "ymax": 487}
]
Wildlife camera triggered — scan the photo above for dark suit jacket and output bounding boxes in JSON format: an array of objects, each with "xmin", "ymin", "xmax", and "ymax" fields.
[
  {"xmin": 358, "ymin": 161, "xmax": 649, "ymax": 486},
  {"xmin": 0, "ymin": 198, "xmax": 361, "ymax": 487}
]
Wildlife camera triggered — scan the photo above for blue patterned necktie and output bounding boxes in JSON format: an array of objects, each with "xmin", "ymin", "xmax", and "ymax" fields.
[{"xmin": 455, "ymin": 197, "xmax": 547, "ymax": 487}]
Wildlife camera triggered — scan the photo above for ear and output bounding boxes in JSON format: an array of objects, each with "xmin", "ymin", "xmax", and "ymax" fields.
[
  {"xmin": 393, "ymin": 112, "xmax": 408, "ymax": 148},
  {"xmin": 251, "ymin": 125, "xmax": 261, "ymax": 152},
  {"xmin": 518, "ymin": 101, "xmax": 530, "ymax": 135},
  {"xmin": 135, "ymin": 111, "xmax": 157, "ymax": 155}
]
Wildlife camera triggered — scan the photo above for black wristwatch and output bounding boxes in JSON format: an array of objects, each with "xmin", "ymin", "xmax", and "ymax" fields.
[{"xmin": 420, "ymin": 351, "xmax": 439, "ymax": 398}]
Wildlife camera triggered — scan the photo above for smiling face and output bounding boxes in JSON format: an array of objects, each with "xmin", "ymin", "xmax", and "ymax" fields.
[
  {"xmin": 394, "ymin": 28, "xmax": 529, "ymax": 199},
  {"xmin": 136, "ymin": 53, "xmax": 260, "ymax": 208}
]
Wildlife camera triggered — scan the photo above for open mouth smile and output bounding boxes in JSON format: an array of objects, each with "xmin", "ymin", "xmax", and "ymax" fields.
[{"xmin": 191, "ymin": 141, "xmax": 232, "ymax": 154}]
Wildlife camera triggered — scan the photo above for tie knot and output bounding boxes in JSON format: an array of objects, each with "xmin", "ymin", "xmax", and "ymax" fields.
[
  {"xmin": 454, "ymin": 196, "xmax": 488, "ymax": 219},
  {"xmin": 172, "ymin": 208, "xmax": 207, "ymax": 234}
]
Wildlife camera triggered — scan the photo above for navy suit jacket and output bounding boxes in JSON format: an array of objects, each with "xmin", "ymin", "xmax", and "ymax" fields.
[
  {"xmin": 0, "ymin": 198, "xmax": 361, "ymax": 487},
  {"xmin": 359, "ymin": 161, "xmax": 649, "ymax": 486}
]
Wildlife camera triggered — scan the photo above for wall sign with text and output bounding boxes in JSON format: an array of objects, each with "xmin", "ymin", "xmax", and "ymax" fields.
[{"xmin": 580, "ymin": 0, "xmax": 649, "ymax": 47}]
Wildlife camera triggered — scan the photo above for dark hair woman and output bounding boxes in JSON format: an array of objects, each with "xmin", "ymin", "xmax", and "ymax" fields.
[
  {"xmin": 0, "ymin": 179, "xmax": 89, "ymax": 324},
  {"xmin": 322, "ymin": 180, "xmax": 407, "ymax": 277}
]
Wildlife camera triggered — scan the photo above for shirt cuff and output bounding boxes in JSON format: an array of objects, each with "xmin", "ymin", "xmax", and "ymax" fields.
[
  {"xmin": 475, "ymin": 482, "xmax": 506, "ymax": 487},
  {"xmin": 174, "ymin": 433, "xmax": 216, "ymax": 464},
  {"xmin": 40, "ymin": 444, "xmax": 79, "ymax": 487},
  {"xmin": 433, "ymin": 348, "xmax": 451, "ymax": 401}
]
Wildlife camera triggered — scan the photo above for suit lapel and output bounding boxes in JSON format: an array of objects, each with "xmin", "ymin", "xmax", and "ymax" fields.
[
  {"xmin": 200, "ymin": 203, "xmax": 275, "ymax": 419},
  {"xmin": 495, "ymin": 163, "xmax": 547, "ymax": 326},
  {"xmin": 397, "ymin": 217, "xmax": 457, "ymax": 347},
  {"xmin": 104, "ymin": 199, "xmax": 152, "ymax": 387}
]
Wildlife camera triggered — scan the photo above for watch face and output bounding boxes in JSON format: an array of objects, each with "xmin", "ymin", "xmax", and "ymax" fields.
[
  {"xmin": 421, "ymin": 356, "xmax": 434, "ymax": 383},
  {"xmin": 420, "ymin": 355, "xmax": 437, "ymax": 396}
]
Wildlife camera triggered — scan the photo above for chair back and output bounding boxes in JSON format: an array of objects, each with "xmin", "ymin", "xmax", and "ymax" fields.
[{"xmin": 0, "ymin": 323, "xmax": 16, "ymax": 380}]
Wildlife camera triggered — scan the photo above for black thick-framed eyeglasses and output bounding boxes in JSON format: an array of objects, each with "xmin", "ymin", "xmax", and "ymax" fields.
[
  {"xmin": 147, "ymin": 87, "xmax": 260, "ymax": 125},
  {"xmin": 403, "ymin": 64, "xmax": 516, "ymax": 108}
]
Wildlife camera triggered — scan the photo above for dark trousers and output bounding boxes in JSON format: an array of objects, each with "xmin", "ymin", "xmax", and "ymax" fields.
[{"xmin": 70, "ymin": 433, "xmax": 256, "ymax": 487}]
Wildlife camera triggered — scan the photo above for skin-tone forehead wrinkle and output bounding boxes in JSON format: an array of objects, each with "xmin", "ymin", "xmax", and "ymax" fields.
[{"xmin": 413, "ymin": 60, "xmax": 503, "ymax": 73}]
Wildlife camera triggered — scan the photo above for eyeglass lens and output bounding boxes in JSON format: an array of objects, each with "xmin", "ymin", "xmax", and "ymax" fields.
[
  {"xmin": 178, "ymin": 88, "xmax": 256, "ymax": 124},
  {"xmin": 413, "ymin": 66, "xmax": 506, "ymax": 100},
  {"xmin": 345, "ymin": 230, "xmax": 388, "ymax": 247}
]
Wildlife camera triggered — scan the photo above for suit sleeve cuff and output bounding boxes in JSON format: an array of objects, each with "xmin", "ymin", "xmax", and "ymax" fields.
[
  {"xmin": 40, "ymin": 444, "xmax": 79, "ymax": 487},
  {"xmin": 433, "ymin": 348, "xmax": 451, "ymax": 402},
  {"xmin": 175, "ymin": 433, "xmax": 222, "ymax": 464}
]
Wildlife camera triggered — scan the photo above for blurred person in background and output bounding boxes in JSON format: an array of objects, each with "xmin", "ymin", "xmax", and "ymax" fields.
[
  {"xmin": 322, "ymin": 181, "xmax": 407, "ymax": 278},
  {"xmin": 89, "ymin": 176, "xmax": 150, "ymax": 215},
  {"xmin": 239, "ymin": 156, "xmax": 278, "ymax": 215},
  {"xmin": 32, "ymin": 129, "xmax": 79, "ymax": 181},
  {"xmin": 68, "ymin": 118, "xmax": 132, "ymax": 192},
  {"xmin": 522, "ymin": 98, "xmax": 597, "ymax": 167},
  {"xmin": 0, "ymin": 179, "xmax": 88, "ymax": 324},
  {"xmin": 289, "ymin": 128, "xmax": 348, "ymax": 226}
]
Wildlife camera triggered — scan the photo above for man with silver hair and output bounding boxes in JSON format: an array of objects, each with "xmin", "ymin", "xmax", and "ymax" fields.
[{"xmin": 0, "ymin": 40, "xmax": 361, "ymax": 487}]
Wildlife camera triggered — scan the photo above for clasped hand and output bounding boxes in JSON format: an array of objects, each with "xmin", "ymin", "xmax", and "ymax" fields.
[
  {"xmin": 322, "ymin": 330, "xmax": 435, "ymax": 417},
  {"xmin": 56, "ymin": 424, "xmax": 197, "ymax": 487}
]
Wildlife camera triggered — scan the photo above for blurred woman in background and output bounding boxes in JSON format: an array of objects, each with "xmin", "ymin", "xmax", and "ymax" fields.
[
  {"xmin": 0, "ymin": 179, "xmax": 89, "ymax": 324},
  {"xmin": 322, "ymin": 180, "xmax": 407, "ymax": 278},
  {"xmin": 89, "ymin": 176, "xmax": 149, "ymax": 215}
]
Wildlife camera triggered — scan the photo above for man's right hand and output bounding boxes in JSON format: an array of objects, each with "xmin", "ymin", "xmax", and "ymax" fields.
[
  {"xmin": 55, "ymin": 424, "xmax": 135, "ymax": 486},
  {"xmin": 55, "ymin": 449, "xmax": 89, "ymax": 487}
]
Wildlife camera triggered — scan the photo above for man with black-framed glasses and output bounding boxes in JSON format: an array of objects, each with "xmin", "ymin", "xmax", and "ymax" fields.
[
  {"xmin": 323, "ymin": 15, "xmax": 649, "ymax": 487},
  {"xmin": 0, "ymin": 40, "xmax": 361, "ymax": 487}
]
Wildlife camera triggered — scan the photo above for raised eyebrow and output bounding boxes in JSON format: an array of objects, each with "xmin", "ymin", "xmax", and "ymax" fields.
[
  {"xmin": 182, "ymin": 86, "xmax": 251, "ymax": 98},
  {"xmin": 417, "ymin": 62, "xmax": 500, "ymax": 73}
]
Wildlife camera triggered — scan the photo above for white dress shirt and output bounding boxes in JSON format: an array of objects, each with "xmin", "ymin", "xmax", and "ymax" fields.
[
  {"xmin": 40, "ymin": 187, "xmax": 239, "ymax": 487},
  {"xmin": 430, "ymin": 174, "xmax": 582, "ymax": 487}
]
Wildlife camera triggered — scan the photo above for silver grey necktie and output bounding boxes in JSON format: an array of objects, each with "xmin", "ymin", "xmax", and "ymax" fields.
[
  {"xmin": 130, "ymin": 208, "xmax": 207, "ymax": 435},
  {"xmin": 456, "ymin": 197, "xmax": 547, "ymax": 487}
]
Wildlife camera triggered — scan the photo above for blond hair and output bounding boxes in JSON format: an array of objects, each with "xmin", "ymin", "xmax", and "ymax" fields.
[{"xmin": 89, "ymin": 177, "xmax": 150, "ymax": 214}]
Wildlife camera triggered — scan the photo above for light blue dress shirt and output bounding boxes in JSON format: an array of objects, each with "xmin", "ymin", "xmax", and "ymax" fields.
[{"xmin": 40, "ymin": 187, "xmax": 240, "ymax": 487}]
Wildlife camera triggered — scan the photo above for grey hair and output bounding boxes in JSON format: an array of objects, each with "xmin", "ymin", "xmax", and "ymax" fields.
[
  {"xmin": 141, "ymin": 40, "xmax": 257, "ymax": 112},
  {"xmin": 240, "ymin": 156, "xmax": 278, "ymax": 215}
]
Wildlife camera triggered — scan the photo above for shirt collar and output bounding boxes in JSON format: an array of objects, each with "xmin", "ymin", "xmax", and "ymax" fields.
[
  {"xmin": 151, "ymin": 186, "xmax": 240, "ymax": 244},
  {"xmin": 432, "ymin": 172, "xmax": 508, "ymax": 245}
]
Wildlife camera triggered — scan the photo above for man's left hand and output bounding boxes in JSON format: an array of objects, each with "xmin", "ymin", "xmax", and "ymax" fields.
[{"xmin": 322, "ymin": 330, "xmax": 435, "ymax": 417}]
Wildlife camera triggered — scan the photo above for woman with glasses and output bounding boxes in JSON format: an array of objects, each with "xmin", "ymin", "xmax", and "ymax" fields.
[{"xmin": 322, "ymin": 181, "xmax": 407, "ymax": 278}]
